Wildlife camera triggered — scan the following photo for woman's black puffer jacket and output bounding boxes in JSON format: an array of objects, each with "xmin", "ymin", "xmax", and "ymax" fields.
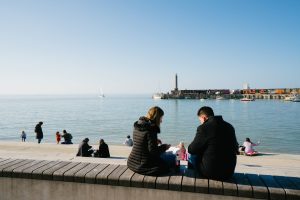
[{"xmin": 127, "ymin": 117, "xmax": 169, "ymax": 176}]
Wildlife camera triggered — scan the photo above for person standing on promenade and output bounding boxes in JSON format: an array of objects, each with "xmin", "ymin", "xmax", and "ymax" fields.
[
  {"xmin": 21, "ymin": 130, "xmax": 26, "ymax": 142},
  {"xmin": 55, "ymin": 131, "xmax": 61, "ymax": 144},
  {"xmin": 127, "ymin": 106, "xmax": 175, "ymax": 176},
  {"xmin": 188, "ymin": 106, "xmax": 238, "ymax": 180},
  {"xmin": 123, "ymin": 135, "xmax": 133, "ymax": 146},
  {"xmin": 35, "ymin": 122, "xmax": 43, "ymax": 144}
]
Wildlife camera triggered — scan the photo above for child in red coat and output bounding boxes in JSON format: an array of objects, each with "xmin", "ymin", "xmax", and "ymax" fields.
[{"xmin": 56, "ymin": 131, "xmax": 61, "ymax": 144}]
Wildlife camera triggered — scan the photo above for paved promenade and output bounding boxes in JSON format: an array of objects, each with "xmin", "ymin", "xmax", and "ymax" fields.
[{"xmin": 0, "ymin": 141, "xmax": 299, "ymax": 177}]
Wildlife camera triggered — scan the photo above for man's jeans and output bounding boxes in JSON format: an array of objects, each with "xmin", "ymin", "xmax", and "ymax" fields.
[
  {"xmin": 160, "ymin": 152, "xmax": 176, "ymax": 168},
  {"xmin": 187, "ymin": 153, "xmax": 198, "ymax": 169}
]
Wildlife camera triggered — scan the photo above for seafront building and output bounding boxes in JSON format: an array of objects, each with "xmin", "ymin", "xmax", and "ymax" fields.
[{"xmin": 156, "ymin": 74, "xmax": 300, "ymax": 100}]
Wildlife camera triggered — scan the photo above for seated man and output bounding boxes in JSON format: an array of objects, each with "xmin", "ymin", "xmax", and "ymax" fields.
[
  {"xmin": 123, "ymin": 135, "xmax": 133, "ymax": 147},
  {"xmin": 188, "ymin": 106, "xmax": 238, "ymax": 180},
  {"xmin": 61, "ymin": 130, "xmax": 73, "ymax": 144}
]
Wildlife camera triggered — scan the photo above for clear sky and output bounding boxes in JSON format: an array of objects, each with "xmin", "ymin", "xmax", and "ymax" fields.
[{"xmin": 0, "ymin": 0, "xmax": 299, "ymax": 95}]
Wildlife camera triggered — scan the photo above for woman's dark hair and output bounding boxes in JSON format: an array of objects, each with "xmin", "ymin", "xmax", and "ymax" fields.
[
  {"xmin": 246, "ymin": 138, "xmax": 251, "ymax": 142},
  {"xmin": 100, "ymin": 139, "xmax": 104, "ymax": 144},
  {"xmin": 197, "ymin": 106, "xmax": 214, "ymax": 117}
]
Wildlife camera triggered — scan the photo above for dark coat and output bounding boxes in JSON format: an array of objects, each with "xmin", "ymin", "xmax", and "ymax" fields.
[
  {"xmin": 97, "ymin": 142, "xmax": 110, "ymax": 158},
  {"xmin": 61, "ymin": 133, "xmax": 73, "ymax": 144},
  {"xmin": 76, "ymin": 142, "xmax": 93, "ymax": 157},
  {"xmin": 35, "ymin": 124, "xmax": 43, "ymax": 139},
  {"xmin": 188, "ymin": 116, "xmax": 238, "ymax": 180},
  {"xmin": 127, "ymin": 117, "xmax": 169, "ymax": 176}
]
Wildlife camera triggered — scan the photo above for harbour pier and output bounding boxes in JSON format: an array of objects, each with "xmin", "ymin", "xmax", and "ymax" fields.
[{"xmin": 157, "ymin": 74, "xmax": 300, "ymax": 100}]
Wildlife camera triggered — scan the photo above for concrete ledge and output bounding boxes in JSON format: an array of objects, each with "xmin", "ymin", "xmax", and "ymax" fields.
[
  {"xmin": 1, "ymin": 157, "xmax": 300, "ymax": 200},
  {"xmin": 0, "ymin": 177, "xmax": 261, "ymax": 200}
]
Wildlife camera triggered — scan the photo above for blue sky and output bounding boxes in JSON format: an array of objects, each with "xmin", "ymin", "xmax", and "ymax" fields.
[{"xmin": 0, "ymin": 0, "xmax": 299, "ymax": 95}]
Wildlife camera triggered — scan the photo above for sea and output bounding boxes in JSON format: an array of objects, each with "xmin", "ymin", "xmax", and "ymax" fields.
[{"xmin": 0, "ymin": 95, "xmax": 299, "ymax": 154}]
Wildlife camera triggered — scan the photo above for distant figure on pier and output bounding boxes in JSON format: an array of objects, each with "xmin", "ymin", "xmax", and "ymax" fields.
[
  {"xmin": 94, "ymin": 139, "xmax": 110, "ymax": 158},
  {"xmin": 127, "ymin": 106, "xmax": 175, "ymax": 176},
  {"xmin": 55, "ymin": 131, "xmax": 61, "ymax": 144},
  {"xmin": 123, "ymin": 135, "xmax": 133, "ymax": 147},
  {"xmin": 35, "ymin": 122, "xmax": 43, "ymax": 144},
  {"xmin": 76, "ymin": 138, "xmax": 94, "ymax": 157},
  {"xmin": 61, "ymin": 130, "xmax": 73, "ymax": 144},
  {"xmin": 188, "ymin": 106, "xmax": 238, "ymax": 181},
  {"xmin": 21, "ymin": 130, "xmax": 26, "ymax": 142},
  {"xmin": 242, "ymin": 138, "xmax": 260, "ymax": 156}
]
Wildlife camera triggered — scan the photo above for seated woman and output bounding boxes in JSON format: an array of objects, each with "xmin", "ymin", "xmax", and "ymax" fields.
[
  {"xmin": 94, "ymin": 139, "xmax": 110, "ymax": 158},
  {"xmin": 243, "ymin": 138, "xmax": 260, "ymax": 156},
  {"xmin": 127, "ymin": 106, "xmax": 175, "ymax": 176},
  {"xmin": 76, "ymin": 138, "xmax": 94, "ymax": 157}
]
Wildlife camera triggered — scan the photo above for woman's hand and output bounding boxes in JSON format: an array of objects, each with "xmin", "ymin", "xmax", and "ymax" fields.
[{"xmin": 161, "ymin": 144, "xmax": 171, "ymax": 151}]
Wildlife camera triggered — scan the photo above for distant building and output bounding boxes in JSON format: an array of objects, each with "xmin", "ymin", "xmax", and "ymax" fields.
[
  {"xmin": 162, "ymin": 74, "xmax": 299, "ymax": 100},
  {"xmin": 243, "ymin": 83, "xmax": 250, "ymax": 90}
]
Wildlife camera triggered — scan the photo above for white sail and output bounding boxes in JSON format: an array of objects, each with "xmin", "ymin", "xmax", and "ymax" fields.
[{"xmin": 99, "ymin": 88, "xmax": 105, "ymax": 98}]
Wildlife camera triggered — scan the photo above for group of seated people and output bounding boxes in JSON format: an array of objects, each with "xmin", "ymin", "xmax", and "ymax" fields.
[
  {"xmin": 56, "ymin": 130, "xmax": 73, "ymax": 144},
  {"xmin": 127, "ymin": 106, "xmax": 239, "ymax": 181},
  {"xmin": 76, "ymin": 105, "xmax": 260, "ymax": 181},
  {"xmin": 76, "ymin": 138, "xmax": 110, "ymax": 158}
]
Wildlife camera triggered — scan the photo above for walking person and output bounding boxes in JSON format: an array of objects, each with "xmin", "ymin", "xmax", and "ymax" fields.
[
  {"xmin": 127, "ymin": 106, "xmax": 175, "ymax": 176},
  {"xmin": 21, "ymin": 130, "xmax": 26, "ymax": 142},
  {"xmin": 188, "ymin": 106, "xmax": 238, "ymax": 180},
  {"xmin": 35, "ymin": 122, "xmax": 43, "ymax": 144}
]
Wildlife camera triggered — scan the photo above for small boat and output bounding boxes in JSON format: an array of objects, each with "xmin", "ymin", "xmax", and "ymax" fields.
[
  {"xmin": 216, "ymin": 96, "xmax": 226, "ymax": 100},
  {"xmin": 284, "ymin": 95, "xmax": 295, "ymax": 101},
  {"xmin": 152, "ymin": 93, "xmax": 163, "ymax": 99},
  {"xmin": 240, "ymin": 97, "xmax": 255, "ymax": 101},
  {"xmin": 293, "ymin": 95, "xmax": 300, "ymax": 102}
]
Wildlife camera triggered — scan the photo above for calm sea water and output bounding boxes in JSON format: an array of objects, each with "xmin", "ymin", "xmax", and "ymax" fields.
[{"xmin": 0, "ymin": 95, "xmax": 299, "ymax": 154}]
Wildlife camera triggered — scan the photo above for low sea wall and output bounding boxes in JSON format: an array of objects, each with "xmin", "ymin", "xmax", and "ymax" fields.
[{"xmin": 0, "ymin": 177, "xmax": 257, "ymax": 200}]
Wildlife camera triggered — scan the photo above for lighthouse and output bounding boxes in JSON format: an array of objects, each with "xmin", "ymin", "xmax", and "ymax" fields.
[{"xmin": 175, "ymin": 73, "xmax": 178, "ymax": 91}]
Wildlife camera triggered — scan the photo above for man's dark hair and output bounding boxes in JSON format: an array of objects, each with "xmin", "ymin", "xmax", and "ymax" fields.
[{"xmin": 197, "ymin": 106, "xmax": 214, "ymax": 117}]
